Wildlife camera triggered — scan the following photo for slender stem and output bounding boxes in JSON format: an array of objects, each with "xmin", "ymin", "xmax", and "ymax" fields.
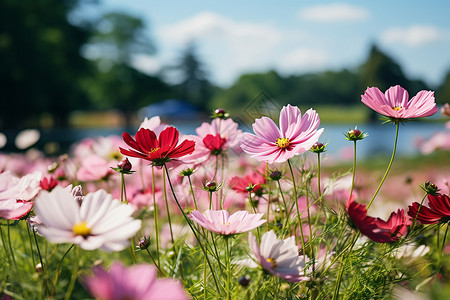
[
  {"xmin": 129, "ymin": 237, "xmax": 137, "ymax": 264},
  {"xmin": 412, "ymin": 193, "xmax": 428, "ymax": 225},
  {"xmin": 64, "ymin": 246, "xmax": 78, "ymax": 300},
  {"xmin": 287, "ymin": 159, "xmax": 306, "ymax": 258},
  {"xmin": 145, "ymin": 248, "xmax": 166, "ymax": 277},
  {"xmin": 163, "ymin": 164, "xmax": 221, "ymax": 293},
  {"xmin": 26, "ymin": 224, "xmax": 36, "ymax": 268},
  {"xmin": 332, "ymin": 232, "xmax": 359, "ymax": 300},
  {"xmin": 0, "ymin": 224, "xmax": 12, "ymax": 266},
  {"xmin": 317, "ymin": 152, "xmax": 322, "ymax": 199},
  {"xmin": 266, "ymin": 180, "xmax": 271, "ymax": 232},
  {"xmin": 442, "ymin": 224, "xmax": 449, "ymax": 256},
  {"xmin": 120, "ymin": 173, "xmax": 125, "ymax": 203},
  {"xmin": 6, "ymin": 220, "xmax": 16, "ymax": 268},
  {"xmin": 367, "ymin": 122, "xmax": 399, "ymax": 210},
  {"xmin": 203, "ymin": 254, "xmax": 207, "ymax": 300},
  {"xmin": 349, "ymin": 140, "xmax": 357, "ymax": 199},
  {"xmin": 305, "ymin": 181, "xmax": 314, "ymax": 275},
  {"xmin": 209, "ymin": 191, "xmax": 213, "ymax": 210},
  {"xmin": 187, "ymin": 175, "xmax": 198, "ymax": 210},
  {"xmin": 152, "ymin": 166, "xmax": 160, "ymax": 266},
  {"xmin": 52, "ymin": 244, "xmax": 74, "ymax": 297},
  {"xmin": 248, "ymin": 192, "xmax": 260, "ymax": 240},
  {"xmin": 163, "ymin": 170, "xmax": 174, "ymax": 244},
  {"xmin": 225, "ymin": 237, "xmax": 232, "ymax": 300},
  {"xmin": 33, "ymin": 229, "xmax": 50, "ymax": 297}
]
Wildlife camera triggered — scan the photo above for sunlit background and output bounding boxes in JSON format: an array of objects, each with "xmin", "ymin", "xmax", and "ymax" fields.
[{"xmin": 1, "ymin": 0, "xmax": 449, "ymax": 157}]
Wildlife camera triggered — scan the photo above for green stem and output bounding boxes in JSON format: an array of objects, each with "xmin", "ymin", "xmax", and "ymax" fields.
[
  {"xmin": 209, "ymin": 191, "xmax": 213, "ymax": 210},
  {"xmin": 52, "ymin": 244, "xmax": 74, "ymax": 297},
  {"xmin": 225, "ymin": 237, "xmax": 232, "ymax": 300},
  {"xmin": 64, "ymin": 246, "xmax": 78, "ymax": 300},
  {"xmin": 287, "ymin": 159, "xmax": 306, "ymax": 259},
  {"xmin": 6, "ymin": 220, "xmax": 16, "ymax": 268},
  {"xmin": 0, "ymin": 224, "xmax": 12, "ymax": 266},
  {"xmin": 33, "ymin": 229, "xmax": 50, "ymax": 297},
  {"xmin": 163, "ymin": 164, "xmax": 221, "ymax": 293},
  {"xmin": 332, "ymin": 232, "xmax": 359, "ymax": 300},
  {"xmin": 248, "ymin": 192, "xmax": 260, "ymax": 240},
  {"xmin": 187, "ymin": 175, "xmax": 198, "ymax": 210},
  {"xmin": 145, "ymin": 247, "xmax": 165, "ymax": 277},
  {"xmin": 349, "ymin": 140, "xmax": 357, "ymax": 199},
  {"xmin": 367, "ymin": 122, "xmax": 399, "ymax": 210},
  {"xmin": 163, "ymin": 170, "xmax": 174, "ymax": 244},
  {"xmin": 26, "ymin": 224, "xmax": 36, "ymax": 268},
  {"xmin": 129, "ymin": 237, "xmax": 137, "ymax": 264},
  {"xmin": 152, "ymin": 166, "xmax": 160, "ymax": 266},
  {"xmin": 317, "ymin": 152, "xmax": 322, "ymax": 199}
]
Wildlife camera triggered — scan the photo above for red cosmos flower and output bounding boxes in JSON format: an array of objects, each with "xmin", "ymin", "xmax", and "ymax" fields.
[
  {"xmin": 346, "ymin": 197, "xmax": 411, "ymax": 243},
  {"xmin": 120, "ymin": 127, "xmax": 195, "ymax": 166},
  {"xmin": 408, "ymin": 193, "xmax": 450, "ymax": 224},
  {"xmin": 203, "ymin": 134, "xmax": 227, "ymax": 155},
  {"xmin": 230, "ymin": 170, "xmax": 266, "ymax": 194},
  {"xmin": 39, "ymin": 176, "xmax": 58, "ymax": 191}
]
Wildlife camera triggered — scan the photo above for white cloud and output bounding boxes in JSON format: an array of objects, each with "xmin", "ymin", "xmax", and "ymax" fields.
[
  {"xmin": 277, "ymin": 48, "xmax": 328, "ymax": 74},
  {"xmin": 159, "ymin": 11, "xmax": 283, "ymax": 46},
  {"xmin": 131, "ymin": 54, "xmax": 161, "ymax": 74},
  {"xmin": 380, "ymin": 25, "xmax": 447, "ymax": 47},
  {"xmin": 157, "ymin": 11, "xmax": 293, "ymax": 85},
  {"xmin": 298, "ymin": 3, "xmax": 370, "ymax": 22}
]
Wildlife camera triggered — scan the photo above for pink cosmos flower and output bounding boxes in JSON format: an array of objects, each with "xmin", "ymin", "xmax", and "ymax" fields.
[
  {"xmin": 84, "ymin": 261, "xmax": 188, "ymax": 300},
  {"xmin": 189, "ymin": 210, "xmax": 265, "ymax": 235},
  {"xmin": 184, "ymin": 118, "xmax": 242, "ymax": 165},
  {"xmin": 76, "ymin": 155, "xmax": 114, "ymax": 182},
  {"xmin": 346, "ymin": 197, "xmax": 411, "ymax": 243},
  {"xmin": 248, "ymin": 230, "xmax": 309, "ymax": 282},
  {"xmin": 240, "ymin": 105, "xmax": 323, "ymax": 164},
  {"xmin": 361, "ymin": 85, "xmax": 439, "ymax": 120},
  {"xmin": 0, "ymin": 171, "xmax": 41, "ymax": 220}
]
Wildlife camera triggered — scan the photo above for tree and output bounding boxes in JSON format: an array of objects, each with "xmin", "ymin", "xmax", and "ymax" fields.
[
  {"xmin": 167, "ymin": 43, "xmax": 213, "ymax": 110},
  {"xmin": 0, "ymin": 0, "xmax": 92, "ymax": 129}
]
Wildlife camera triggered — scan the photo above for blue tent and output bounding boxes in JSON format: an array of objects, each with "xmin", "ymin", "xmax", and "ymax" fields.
[{"xmin": 138, "ymin": 99, "xmax": 204, "ymax": 120}]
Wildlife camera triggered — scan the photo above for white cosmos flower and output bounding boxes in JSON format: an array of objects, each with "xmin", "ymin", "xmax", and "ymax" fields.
[
  {"xmin": 248, "ymin": 230, "xmax": 309, "ymax": 282},
  {"xmin": 33, "ymin": 186, "xmax": 141, "ymax": 251}
]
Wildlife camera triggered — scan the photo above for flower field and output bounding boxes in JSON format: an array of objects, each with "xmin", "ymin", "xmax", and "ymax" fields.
[{"xmin": 0, "ymin": 85, "xmax": 449, "ymax": 299}]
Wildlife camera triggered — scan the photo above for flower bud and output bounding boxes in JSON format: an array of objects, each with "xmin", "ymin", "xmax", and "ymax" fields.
[
  {"xmin": 180, "ymin": 168, "xmax": 195, "ymax": 177},
  {"xmin": 421, "ymin": 181, "xmax": 440, "ymax": 195},
  {"xmin": 118, "ymin": 158, "xmax": 132, "ymax": 172},
  {"xmin": 137, "ymin": 236, "xmax": 151, "ymax": 250},
  {"xmin": 238, "ymin": 275, "xmax": 250, "ymax": 287},
  {"xmin": 345, "ymin": 126, "xmax": 368, "ymax": 141},
  {"xmin": 212, "ymin": 108, "xmax": 229, "ymax": 119},
  {"xmin": 204, "ymin": 180, "xmax": 222, "ymax": 192},
  {"xmin": 310, "ymin": 142, "xmax": 327, "ymax": 153},
  {"xmin": 268, "ymin": 170, "xmax": 283, "ymax": 181}
]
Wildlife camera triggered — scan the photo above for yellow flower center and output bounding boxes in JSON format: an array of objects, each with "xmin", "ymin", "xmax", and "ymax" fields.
[
  {"xmin": 223, "ymin": 222, "xmax": 231, "ymax": 225},
  {"xmin": 266, "ymin": 257, "xmax": 277, "ymax": 269},
  {"xmin": 148, "ymin": 147, "xmax": 160, "ymax": 154},
  {"xmin": 276, "ymin": 138, "xmax": 290, "ymax": 149},
  {"xmin": 72, "ymin": 221, "xmax": 91, "ymax": 237},
  {"xmin": 392, "ymin": 106, "xmax": 403, "ymax": 111}
]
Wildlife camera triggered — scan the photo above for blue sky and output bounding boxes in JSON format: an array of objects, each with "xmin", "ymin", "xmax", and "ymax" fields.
[{"xmin": 80, "ymin": 1, "xmax": 450, "ymax": 88}]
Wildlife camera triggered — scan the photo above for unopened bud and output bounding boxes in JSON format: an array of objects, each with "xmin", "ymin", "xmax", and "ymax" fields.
[
  {"xmin": 238, "ymin": 275, "xmax": 250, "ymax": 287},
  {"xmin": 310, "ymin": 142, "xmax": 327, "ymax": 153},
  {"xmin": 137, "ymin": 236, "xmax": 151, "ymax": 250},
  {"xmin": 213, "ymin": 108, "xmax": 229, "ymax": 119},
  {"xmin": 268, "ymin": 170, "xmax": 283, "ymax": 181},
  {"xmin": 118, "ymin": 158, "xmax": 132, "ymax": 172}
]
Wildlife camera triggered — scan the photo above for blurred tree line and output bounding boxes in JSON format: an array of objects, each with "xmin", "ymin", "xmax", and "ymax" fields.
[{"xmin": 1, "ymin": 0, "xmax": 449, "ymax": 130}]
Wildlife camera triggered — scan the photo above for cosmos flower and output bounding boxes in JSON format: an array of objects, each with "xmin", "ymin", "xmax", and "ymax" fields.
[
  {"xmin": 240, "ymin": 104, "xmax": 323, "ymax": 164},
  {"xmin": 248, "ymin": 230, "xmax": 309, "ymax": 282},
  {"xmin": 361, "ymin": 85, "xmax": 439, "ymax": 120},
  {"xmin": 33, "ymin": 186, "xmax": 141, "ymax": 251},
  {"xmin": 408, "ymin": 193, "xmax": 450, "ymax": 224},
  {"xmin": 346, "ymin": 197, "xmax": 411, "ymax": 243},
  {"xmin": 0, "ymin": 171, "xmax": 41, "ymax": 220},
  {"xmin": 189, "ymin": 210, "xmax": 265, "ymax": 235},
  {"xmin": 183, "ymin": 118, "xmax": 242, "ymax": 165},
  {"xmin": 120, "ymin": 127, "xmax": 195, "ymax": 166},
  {"xmin": 229, "ymin": 170, "xmax": 266, "ymax": 194},
  {"xmin": 84, "ymin": 261, "xmax": 188, "ymax": 300}
]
